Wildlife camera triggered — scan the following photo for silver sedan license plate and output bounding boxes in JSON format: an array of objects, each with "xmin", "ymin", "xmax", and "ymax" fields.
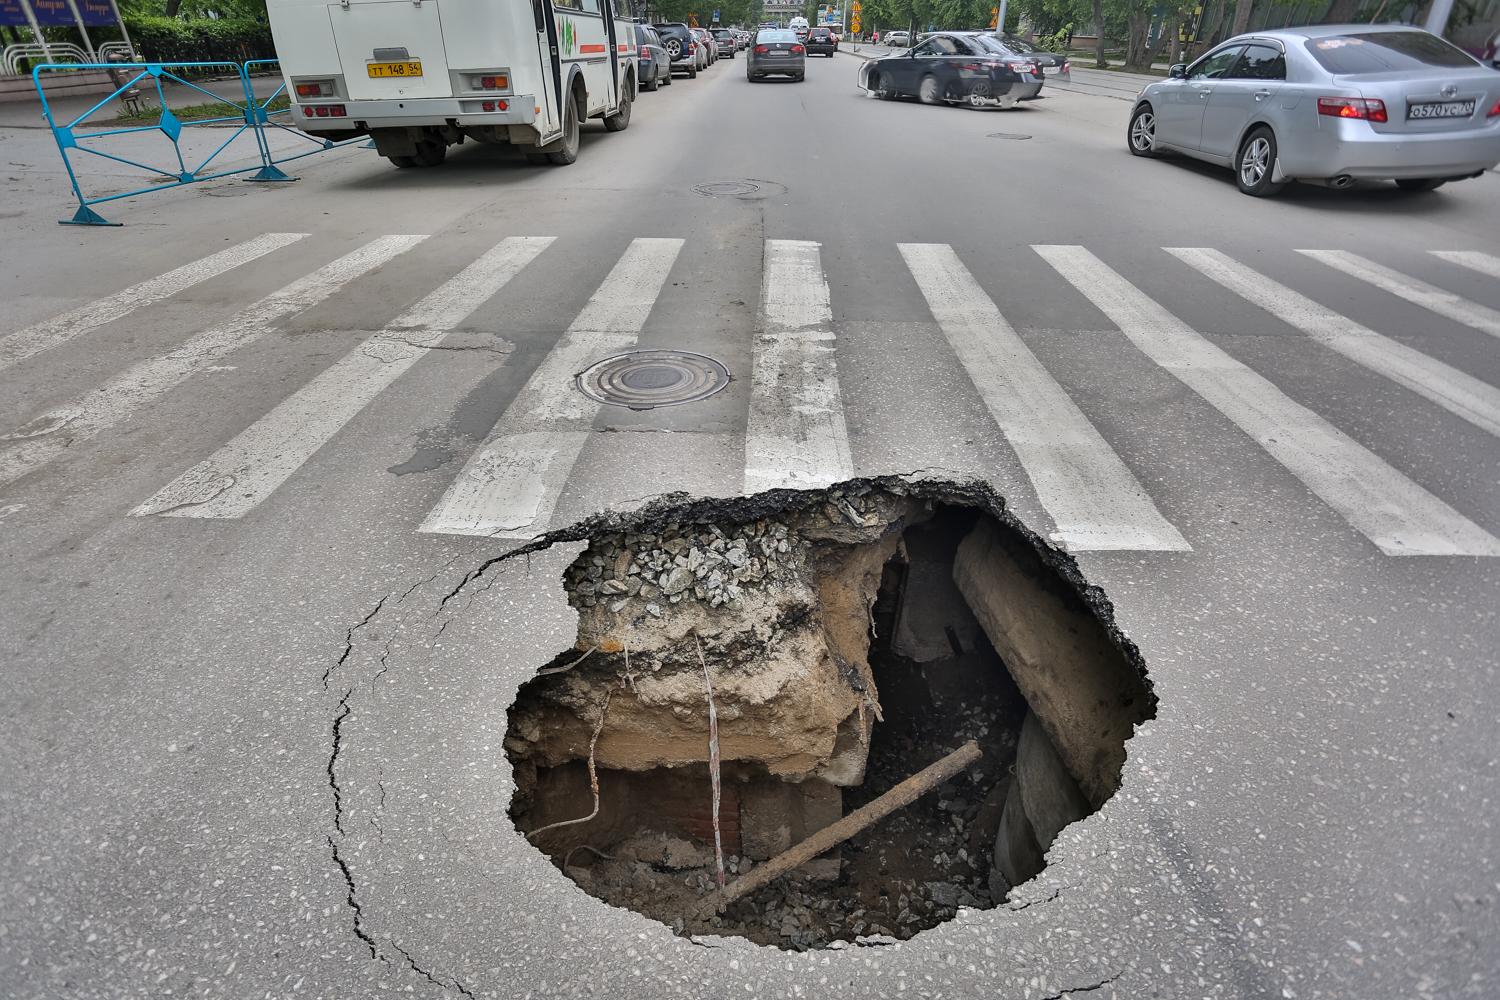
[{"xmin": 1407, "ymin": 100, "xmax": 1474, "ymax": 119}]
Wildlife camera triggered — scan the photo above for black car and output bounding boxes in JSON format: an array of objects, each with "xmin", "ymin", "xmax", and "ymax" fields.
[
  {"xmin": 652, "ymin": 22, "xmax": 699, "ymax": 78},
  {"xmin": 805, "ymin": 26, "xmax": 837, "ymax": 56},
  {"xmin": 633, "ymin": 23, "xmax": 672, "ymax": 91},
  {"xmin": 990, "ymin": 32, "xmax": 1070, "ymax": 81},
  {"xmin": 711, "ymin": 28, "xmax": 738, "ymax": 58},
  {"xmin": 857, "ymin": 31, "xmax": 1044, "ymax": 107}
]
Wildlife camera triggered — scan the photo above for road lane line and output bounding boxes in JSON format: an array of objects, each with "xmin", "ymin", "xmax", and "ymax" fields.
[
  {"xmin": 899, "ymin": 242, "xmax": 1190, "ymax": 552},
  {"xmin": 1039, "ymin": 245, "xmax": 1500, "ymax": 556},
  {"xmin": 743, "ymin": 239, "xmax": 854, "ymax": 494},
  {"xmin": 1166, "ymin": 247, "xmax": 1500, "ymax": 438},
  {"xmin": 0, "ymin": 233, "xmax": 308, "ymax": 375},
  {"xmin": 1297, "ymin": 249, "xmax": 1500, "ymax": 341},
  {"xmin": 1430, "ymin": 250, "xmax": 1500, "ymax": 281},
  {"xmin": 132, "ymin": 237, "xmax": 553, "ymax": 519},
  {"xmin": 0, "ymin": 235, "xmax": 426, "ymax": 490},
  {"xmin": 419, "ymin": 237, "xmax": 684, "ymax": 538}
]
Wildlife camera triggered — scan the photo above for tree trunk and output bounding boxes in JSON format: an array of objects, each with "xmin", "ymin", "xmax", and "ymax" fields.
[
  {"xmin": 1231, "ymin": 0, "xmax": 1253, "ymax": 34},
  {"xmin": 164, "ymin": 0, "xmax": 182, "ymax": 16},
  {"xmin": 1092, "ymin": 0, "xmax": 1105, "ymax": 67},
  {"xmin": 1122, "ymin": 9, "xmax": 1152, "ymax": 71},
  {"xmin": 1322, "ymin": 0, "xmax": 1362, "ymax": 21}
]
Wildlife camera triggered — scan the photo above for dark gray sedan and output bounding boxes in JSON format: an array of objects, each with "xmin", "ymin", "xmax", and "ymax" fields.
[
  {"xmin": 747, "ymin": 28, "xmax": 806, "ymax": 82},
  {"xmin": 632, "ymin": 23, "xmax": 672, "ymax": 92}
]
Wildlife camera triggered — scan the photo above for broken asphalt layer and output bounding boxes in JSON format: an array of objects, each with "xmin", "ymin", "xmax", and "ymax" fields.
[{"xmin": 4, "ymin": 471, "xmax": 1493, "ymax": 999}]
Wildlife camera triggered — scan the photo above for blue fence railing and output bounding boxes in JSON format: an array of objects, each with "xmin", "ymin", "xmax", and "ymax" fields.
[{"xmin": 32, "ymin": 59, "xmax": 364, "ymax": 226}]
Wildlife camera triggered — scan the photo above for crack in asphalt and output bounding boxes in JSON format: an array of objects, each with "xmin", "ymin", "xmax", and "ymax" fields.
[
  {"xmin": 392, "ymin": 942, "xmax": 476, "ymax": 998},
  {"xmin": 325, "ymin": 594, "xmax": 389, "ymax": 691},
  {"xmin": 1041, "ymin": 973, "xmax": 1121, "ymax": 999},
  {"xmin": 328, "ymin": 835, "xmax": 378, "ymax": 959}
]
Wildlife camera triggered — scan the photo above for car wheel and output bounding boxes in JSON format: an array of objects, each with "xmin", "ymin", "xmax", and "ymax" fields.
[
  {"xmin": 387, "ymin": 154, "xmax": 417, "ymax": 169},
  {"xmin": 1236, "ymin": 126, "xmax": 1284, "ymax": 197},
  {"xmin": 965, "ymin": 81, "xmax": 992, "ymax": 109},
  {"xmin": 644, "ymin": 70, "xmax": 659, "ymax": 92},
  {"xmin": 543, "ymin": 93, "xmax": 581, "ymax": 165},
  {"xmin": 689, "ymin": 64, "xmax": 698, "ymax": 78},
  {"xmin": 1395, "ymin": 178, "xmax": 1445, "ymax": 192},
  {"xmin": 1127, "ymin": 103, "xmax": 1157, "ymax": 157},
  {"xmin": 603, "ymin": 85, "xmax": 631, "ymax": 131},
  {"xmin": 665, "ymin": 38, "xmax": 682, "ymax": 60},
  {"xmin": 918, "ymin": 75, "xmax": 941, "ymax": 105},
  {"xmin": 663, "ymin": 72, "xmax": 672, "ymax": 86}
]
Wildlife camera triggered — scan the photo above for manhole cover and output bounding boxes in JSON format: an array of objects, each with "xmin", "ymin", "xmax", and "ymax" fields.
[
  {"xmin": 693, "ymin": 180, "xmax": 761, "ymax": 198},
  {"xmin": 988, "ymin": 132, "xmax": 1032, "ymax": 140},
  {"xmin": 576, "ymin": 350, "xmax": 731, "ymax": 410}
]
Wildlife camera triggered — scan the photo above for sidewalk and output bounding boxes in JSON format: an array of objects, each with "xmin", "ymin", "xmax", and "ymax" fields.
[{"xmin": 0, "ymin": 73, "xmax": 283, "ymax": 130}]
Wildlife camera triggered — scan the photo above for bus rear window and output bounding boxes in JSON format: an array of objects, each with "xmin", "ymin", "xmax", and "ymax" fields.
[{"xmin": 1303, "ymin": 31, "xmax": 1477, "ymax": 73}]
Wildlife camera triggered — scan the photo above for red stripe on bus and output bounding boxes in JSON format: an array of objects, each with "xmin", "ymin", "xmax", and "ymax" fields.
[{"xmin": 580, "ymin": 43, "xmax": 607, "ymax": 53}]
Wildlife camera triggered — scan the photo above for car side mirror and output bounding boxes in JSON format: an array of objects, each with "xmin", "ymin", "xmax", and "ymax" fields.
[{"xmin": 1168, "ymin": 63, "xmax": 1187, "ymax": 79}]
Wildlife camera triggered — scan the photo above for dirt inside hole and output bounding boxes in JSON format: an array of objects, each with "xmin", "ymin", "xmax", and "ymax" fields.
[{"xmin": 504, "ymin": 483, "xmax": 1154, "ymax": 950}]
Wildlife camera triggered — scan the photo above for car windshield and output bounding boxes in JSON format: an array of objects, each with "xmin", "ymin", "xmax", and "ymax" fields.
[
  {"xmin": 758, "ymin": 30, "xmax": 797, "ymax": 43},
  {"xmin": 1302, "ymin": 31, "xmax": 1478, "ymax": 72},
  {"xmin": 971, "ymin": 35, "xmax": 1020, "ymax": 55},
  {"xmin": 999, "ymin": 35, "xmax": 1038, "ymax": 52}
]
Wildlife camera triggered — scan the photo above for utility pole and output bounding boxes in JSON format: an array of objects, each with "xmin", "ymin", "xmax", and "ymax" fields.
[
  {"xmin": 1423, "ymin": 0, "xmax": 1454, "ymax": 37},
  {"xmin": 996, "ymin": 0, "xmax": 1007, "ymax": 35}
]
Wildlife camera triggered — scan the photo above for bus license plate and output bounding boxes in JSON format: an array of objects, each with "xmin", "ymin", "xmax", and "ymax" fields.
[
  {"xmin": 1407, "ymin": 100, "xmax": 1473, "ymax": 119},
  {"xmin": 368, "ymin": 61, "xmax": 423, "ymax": 78}
]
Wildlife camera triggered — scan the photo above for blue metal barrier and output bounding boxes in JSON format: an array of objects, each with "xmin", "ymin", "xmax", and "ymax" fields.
[
  {"xmin": 240, "ymin": 59, "xmax": 370, "ymax": 181},
  {"xmin": 32, "ymin": 59, "xmax": 365, "ymax": 226}
]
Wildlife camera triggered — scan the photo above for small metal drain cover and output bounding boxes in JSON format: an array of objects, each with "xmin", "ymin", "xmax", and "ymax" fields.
[
  {"xmin": 988, "ymin": 132, "xmax": 1032, "ymax": 140},
  {"xmin": 693, "ymin": 180, "xmax": 761, "ymax": 198},
  {"xmin": 576, "ymin": 351, "xmax": 731, "ymax": 410}
]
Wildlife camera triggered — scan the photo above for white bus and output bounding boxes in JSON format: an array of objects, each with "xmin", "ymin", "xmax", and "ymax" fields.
[{"xmin": 267, "ymin": 0, "xmax": 639, "ymax": 168}]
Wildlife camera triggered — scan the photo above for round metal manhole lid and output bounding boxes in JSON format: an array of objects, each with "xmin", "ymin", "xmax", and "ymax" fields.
[
  {"xmin": 988, "ymin": 132, "xmax": 1033, "ymax": 140},
  {"xmin": 693, "ymin": 180, "xmax": 761, "ymax": 198},
  {"xmin": 576, "ymin": 350, "xmax": 731, "ymax": 410}
]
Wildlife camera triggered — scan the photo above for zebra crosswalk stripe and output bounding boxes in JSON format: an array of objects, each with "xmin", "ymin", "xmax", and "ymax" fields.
[
  {"xmin": 1430, "ymin": 250, "xmax": 1500, "ymax": 281},
  {"xmin": 132, "ymin": 237, "xmax": 553, "ymax": 519},
  {"xmin": 743, "ymin": 239, "xmax": 854, "ymax": 494},
  {"xmin": 899, "ymin": 242, "xmax": 1190, "ymax": 552},
  {"xmin": 1166, "ymin": 247, "xmax": 1500, "ymax": 439},
  {"xmin": 1298, "ymin": 249, "xmax": 1500, "ymax": 341},
  {"xmin": 0, "ymin": 233, "xmax": 308, "ymax": 375},
  {"xmin": 0, "ymin": 235, "xmax": 427, "ymax": 490},
  {"xmin": 419, "ymin": 237, "xmax": 685, "ymax": 538},
  {"xmin": 1037, "ymin": 245, "xmax": 1500, "ymax": 557}
]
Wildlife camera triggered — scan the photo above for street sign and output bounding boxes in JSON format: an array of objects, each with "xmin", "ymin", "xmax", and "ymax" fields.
[
  {"xmin": 988, "ymin": 6, "xmax": 998, "ymax": 28},
  {"xmin": 712, "ymin": 8, "xmax": 720, "ymax": 22},
  {"xmin": 850, "ymin": 12, "xmax": 860, "ymax": 31}
]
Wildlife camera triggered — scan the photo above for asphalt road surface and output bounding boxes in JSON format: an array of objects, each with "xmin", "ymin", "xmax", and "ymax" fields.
[{"xmin": 2, "ymin": 49, "xmax": 1498, "ymax": 1000}]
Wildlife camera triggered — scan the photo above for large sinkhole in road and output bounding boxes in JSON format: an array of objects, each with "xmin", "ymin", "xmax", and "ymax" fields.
[{"xmin": 504, "ymin": 483, "xmax": 1154, "ymax": 950}]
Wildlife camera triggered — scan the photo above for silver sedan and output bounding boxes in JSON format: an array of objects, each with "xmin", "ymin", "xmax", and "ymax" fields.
[{"xmin": 1127, "ymin": 24, "xmax": 1500, "ymax": 196}]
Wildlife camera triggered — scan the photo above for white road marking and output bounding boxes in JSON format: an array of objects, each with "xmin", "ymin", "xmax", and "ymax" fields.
[
  {"xmin": 899, "ymin": 243, "xmax": 1189, "ymax": 552},
  {"xmin": 743, "ymin": 239, "xmax": 854, "ymax": 494},
  {"xmin": 0, "ymin": 233, "xmax": 307, "ymax": 374},
  {"xmin": 0, "ymin": 236, "xmax": 425, "ymax": 490},
  {"xmin": 1167, "ymin": 247, "xmax": 1500, "ymax": 439},
  {"xmin": 419, "ymin": 237, "xmax": 684, "ymax": 538},
  {"xmin": 1039, "ymin": 245, "xmax": 1500, "ymax": 556},
  {"xmin": 1297, "ymin": 249, "xmax": 1500, "ymax": 340},
  {"xmin": 1430, "ymin": 250, "xmax": 1500, "ymax": 281},
  {"xmin": 133, "ymin": 237, "xmax": 553, "ymax": 519}
]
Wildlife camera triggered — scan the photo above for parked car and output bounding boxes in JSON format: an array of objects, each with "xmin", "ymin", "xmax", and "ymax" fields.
[
  {"xmin": 1127, "ymin": 25, "xmax": 1500, "ymax": 196},
  {"xmin": 857, "ymin": 31, "xmax": 1044, "ymax": 106},
  {"xmin": 653, "ymin": 22, "xmax": 700, "ymax": 78},
  {"xmin": 885, "ymin": 30, "xmax": 910, "ymax": 47},
  {"xmin": 633, "ymin": 23, "xmax": 672, "ymax": 91},
  {"xmin": 692, "ymin": 27, "xmax": 719, "ymax": 64},
  {"xmin": 712, "ymin": 28, "xmax": 739, "ymax": 58},
  {"xmin": 990, "ymin": 32, "xmax": 1070, "ymax": 81},
  {"xmin": 748, "ymin": 28, "xmax": 807, "ymax": 82},
  {"xmin": 806, "ymin": 26, "xmax": 838, "ymax": 57}
]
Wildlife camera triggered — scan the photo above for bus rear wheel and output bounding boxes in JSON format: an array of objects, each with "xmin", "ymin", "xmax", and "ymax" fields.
[
  {"xmin": 542, "ymin": 92, "xmax": 581, "ymax": 165},
  {"xmin": 604, "ymin": 84, "xmax": 632, "ymax": 132}
]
